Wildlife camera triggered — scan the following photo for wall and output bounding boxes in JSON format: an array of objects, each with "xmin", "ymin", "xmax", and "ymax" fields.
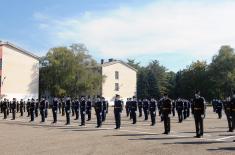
[
  {"xmin": 1, "ymin": 45, "xmax": 39, "ymax": 101},
  {"xmin": 102, "ymin": 62, "xmax": 137, "ymax": 105}
]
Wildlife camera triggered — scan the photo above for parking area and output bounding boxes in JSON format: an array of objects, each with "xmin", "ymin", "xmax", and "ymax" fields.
[{"xmin": 0, "ymin": 107, "xmax": 234, "ymax": 155}]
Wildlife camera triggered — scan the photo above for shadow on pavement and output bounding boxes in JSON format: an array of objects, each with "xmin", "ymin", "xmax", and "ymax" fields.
[{"xmin": 207, "ymin": 147, "xmax": 235, "ymax": 151}]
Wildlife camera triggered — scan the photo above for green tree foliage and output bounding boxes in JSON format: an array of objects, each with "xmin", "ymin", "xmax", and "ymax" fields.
[{"xmin": 39, "ymin": 44, "xmax": 103, "ymax": 97}]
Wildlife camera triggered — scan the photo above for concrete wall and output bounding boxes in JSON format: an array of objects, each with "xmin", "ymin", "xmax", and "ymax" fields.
[
  {"xmin": 1, "ymin": 45, "xmax": 39, "ymax": 101},
  {"xmin": 102, "ymin": 62, "xmax": 137, "ymax": 105}
]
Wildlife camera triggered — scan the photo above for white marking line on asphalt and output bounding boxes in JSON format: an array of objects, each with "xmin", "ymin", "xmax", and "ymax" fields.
[
  {"xmin": 215, "ymin": 136, "xmax": 235, "ymax": 141},
  {"xmin": 119, "ymin": 129, "xmax": 158, "ymax": 135}
]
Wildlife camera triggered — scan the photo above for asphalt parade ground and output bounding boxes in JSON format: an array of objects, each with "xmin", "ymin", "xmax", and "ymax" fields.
[{"xmin": 0, "ymin": 107, "xmax": 234, "ymax": 155}]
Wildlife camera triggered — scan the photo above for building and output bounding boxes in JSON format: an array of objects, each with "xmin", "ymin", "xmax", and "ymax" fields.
[
  {"xmin": 0, "ymin": 41, "xmax": 40, "ymax": 101},
  {"xmin": 101, "ymin": 59, "xmax": 137, "ymax": 105}
]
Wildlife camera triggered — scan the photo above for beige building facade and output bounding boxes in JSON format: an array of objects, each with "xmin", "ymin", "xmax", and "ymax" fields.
[
  {"xmin": 101, "ymin": 60, "xmax": 137, "ymax": 105},
  {"xmin": 0, "ymin": 41, "xmax": 39, "ymax": 101}
]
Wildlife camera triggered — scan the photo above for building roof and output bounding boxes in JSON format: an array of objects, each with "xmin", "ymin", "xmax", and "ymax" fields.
[
  {"xmin": 101, "ymin": 60, "xmax": 138, "ymax": 72},
  {"xmin": 0, "ymin": 41, "xmax": 40, "ymax": 60}
]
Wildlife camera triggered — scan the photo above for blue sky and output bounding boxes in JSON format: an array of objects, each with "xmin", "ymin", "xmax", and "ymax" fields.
[{"xmin": 1, "ymin": 0, "xmax": 235, "ymax": 72}]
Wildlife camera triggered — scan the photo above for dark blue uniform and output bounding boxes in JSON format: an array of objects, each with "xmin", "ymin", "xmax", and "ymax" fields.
[
  {"xmin": 149, "ymin": 99, "xmax": 156, "ymax": 126},
  {"xmin": 80, "ymin": 99, "xmax": 86, "ymax": 126},
  {"xmin": 52, "ymin": 98, "xmax": 58, "ymax": 123},
  {"xmin": 30, "ymin": 100, "xmax": 35, "ymax": 121},
  {"xmin": 192, "ymin": 96, "xmax": 206, "ymax": 138},
  {"xmin": 2, "ymin": 100, "xmax": 7, "ymax": 119},
  {"xmin": 74, "ymin": 99, "xmax": 80, "ymax": 120},
  {"xmin": 86, "ymin": 99, "xmax": 92, "ymax": 121},
  {"xmin": 95, "ymin": 100, "xmax": 103, "ymax": 127},
  {"xmin": 114, "ymin": 99, "xmax": 123, "ymax": 129},
  {"xmin": 143, "ymin": 99, "xmax": 149, "ymax": 120},
  {"xmin": 35, "ymin": 100, "xmax": 39, "ymax": 117},
  {"xmin": 176, "ymin": 99, "xmax": 183, "ymax": 123},
  {"xmin": 138, "ymin": 100, "xmax": 143, "ymax": 117},
  {"xmin": 223, "ymin": 100, "xmax": 232, "ymax": 132},
  {"xmin": 11, "ymin": 100, "xmax": 16, "ymax": 120},
  {"xmin": 65, "ymin": 99, "xmax": 71, "ymax": 125},
  {"xmin": 40, "ymin": 99, "xmax": 46, "ymax": 122},
  {"xmin": 125, "ymin": 99, "xmax": 131, "ymax": 117},
  {"xmin": 215, "ymin": 100, "xmax": 222, "ymax": 119},
  {"xmin": 20, "ymin": 100, "xmax": 24, "ymax": 116},
  {"xmin": 130, "ymin": 100, "xmax": 137, "ymax": 124},
  {"xmin": 102, "ymin": 100, "xmax": 107, "ymax": 122},
  {"xmin": 162, "ymin": 97, "xmax": 171, "ymax": 134},
  {"xmin": 230, "ymin": 97, "xmax": 235, "ymax": 132}
]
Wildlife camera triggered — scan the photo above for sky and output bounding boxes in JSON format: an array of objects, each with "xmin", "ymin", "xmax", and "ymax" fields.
[{"xmin": 1, "ymin": 0, "xmax": 235, "ymax": 72}]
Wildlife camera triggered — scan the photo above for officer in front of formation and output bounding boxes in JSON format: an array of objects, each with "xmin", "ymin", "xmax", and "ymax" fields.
[
  {"xmin": 86, "ymin": 97, "xmax": 92, "ymax": 121},
  {"xmin": 65, "ymin": 97, "xmax": 71, "ymax": 125},
  {"xmin": 101, "ymin": 97, "xmax": 107, "ymax": 122},
  {"xmin": 94, "ymin": 96, "xmax": 103, "ymax": 128},
  {"xmin": 2, "ymin": 98, "xmax": 8, "ymax": 119},
  {"xmin": 230, "ymin": 91, "xmax": 235, "ymax": 132},
  {"xmin": 52, "ymin": 97, "xmax": 58, "ymax": 124},
  {"xmin": 161, "ymin": 94, "xmax": 172, "ymax": 134},
  {"xmin": 176, "ymin": 98, "xmax": 183, "ymax": 123},
  {"xmin": 114, "ymin": 94, "xmax": 123, "ymax": 129},
  {"xmin": 80, "ymin": 96, "xmax": 86, "ymax": 126},
  {"xmin": 192, "ymin": 90, "xmax": 206, "ymax": 138},
  {"xmin": 215, "ymin": 99, "xmax": 223, "ymax": 119},
  {"xmin": 149, "ymin": 98, "xmax": 157, "ymax": 126},
  {"xmin": 138, "ymin": 99, "xmax": 143, "ymax": 117},
  {"xmin": 20, "ymin": 99, "xmax": 24, "ymax": 117},
  {"xmin": 11, "ymin": 98, "xmax": 17, "ymax": 120},
  {"xmin": 40, "ymin": 98, "xmax": 46, "ymax": 123},
  {"xmin": 30, "ymin": 98, "xmax": 35, "ymax": 122},
  {"xmin": 130, "ymin": 96, "xmax": 138, "ymax": 124},
  {"xmin": 223, "ymin": 97, "xmax": 233, "ymax": 132},
  {"xmin": 74, "ymin": 98, "xmax": 80, "ymax": 120},
  {"xmin": 143, "ymin": 99, "xmax": 149, "ymax": 120}
]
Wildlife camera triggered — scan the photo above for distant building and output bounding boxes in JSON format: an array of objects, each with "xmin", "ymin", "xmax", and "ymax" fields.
[
  {"xmin": 0, "ymin": 41, "xmax": 39, "ymax": 100},
  {"xmin": 101, "ymin": 59, "xmax": 137, "ymax": 105}
]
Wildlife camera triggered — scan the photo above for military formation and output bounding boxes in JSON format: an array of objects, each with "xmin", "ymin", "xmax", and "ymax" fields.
[{"xmin": 1, "ymin": 90, "xmax": 235, "ymax": 140}]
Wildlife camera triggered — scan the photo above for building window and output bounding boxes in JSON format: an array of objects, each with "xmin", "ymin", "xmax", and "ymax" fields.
[
  {"xmin": 115, "ymin": 83, "xmax": 119, "ymax": 91},
  {"xmin": 115, "ymin": 71, "xmax": 119, "ymax": 79}
]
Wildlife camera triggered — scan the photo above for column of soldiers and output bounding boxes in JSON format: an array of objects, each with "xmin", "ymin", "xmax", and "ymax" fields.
[{"xmin": 1, "ymin": 90, "xmax": 235, "ymax": 139}]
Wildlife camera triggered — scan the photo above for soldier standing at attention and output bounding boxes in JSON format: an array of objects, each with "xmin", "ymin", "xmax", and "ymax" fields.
[
  {"xmin": 114, "ymin": 95, "xmax": 123, "ymax": 129},
  {"xmin": 149, "ymin": 98, "xmax": 157, "ymax": 126},
  {"xmin": 125, "ymin": 98, "xmax": 130, "ymax": 117},
  {"xmin": 130, "ymin": 96, "xmax": 138, "ymax": 124},
  {"xmin": 16, "ymin": 101, "xmax": 19, "ymax": 113},
  {"xmin": 230, "ymin": 91, "xmax": 235, "ymax": 132},
  {"xmin": 80, "ymin": 96, "xmax": 86, "ymax": 126},
  {"xmin": 30, "ymin": 98, "xmax": 35, "ymax": 122},
  {"xmin": 176, "ymin": 98, "xmax": 183, "ymax": 123},
  {"xmin": 223, "ymin": 97, "xmax": 232, "ymax": 132},
  {"xmin": 158, "ymin": 99, "xmax": 163, "ymax": 122},
  {"xmin": 45, "ymin": 99, "xmax": 49, "ymax": 118},
  {"xmin": 71, "ymin": 100, "xmax": 75, "ymax": 117},
  {"xmin": 2, "ymin": 99, "xmax": 8, "ymax": 119},
  {"xmin": 161, "ymin": 94, "xmax": 172, "ymax": 134},
  {"xmin": 172, "ymin": 100, "xmax": 176, "ymax": 117},
  {"xmin": 52, "ymin": 97, "xmax": 58, "ymax": 124},
  {"xmin": 74, "ymin": 98, "xmax": 80, "ymax": 120},
  {"xmin": 138, "ymin": 99, "xmax": 143, "ymax": 117},
  {"xmin": 192, "ymin": 90, "xmax": 206, "ymax": 138},
  {"xmin": 61, "ymin": 98, "xmax": 65, "ymax": 116},
  {"xmin": 40, "ymin": 98, "xmax": 46, "ymax": 123},
  {"xmin": 58, "ymin": 100, "xmax": 62, "ymax": 114},
  {"xmin": 94, "ymin": 96, "xmax": 103, "ymax": 128},
  {"xmin": 26, "ymin": 99, "xmax": 30, "ymax": 117},
  {"xmin": 101, "ymin": 97, "xmax": 107, "ymax": 122},
  {"xmin": 143, "ymin": 99, "xmax": 149, "ymax": 121},
  {"xmin": 65, "ymin": 97, "xmax": 71, "ymax": 125},
  {"xmin": 35, "ymin": 99, "xmax": 39, "ymax": 118},
  {"xmin": 20, "ymin": 99, "xmax": 24, "ymax": 117},
  {"xmin": 11, "ymin": 98, "xmax": 17, "ymax": 120},
  {"xmin": 215, "ymin": 99, "xmax": 223, "ymax": 119},
  {"xmin": 86, "ymin": 97, "xmax": 92, "ymax": 121}
]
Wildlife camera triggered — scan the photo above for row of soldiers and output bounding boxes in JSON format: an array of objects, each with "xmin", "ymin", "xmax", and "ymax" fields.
[
  {"xmin": 125, "ymin": 98, "xmax": 191, "ymax": 125},
  {"xmin": 1, "ymin": 90, "xmax": 235, "ymax": 139}
]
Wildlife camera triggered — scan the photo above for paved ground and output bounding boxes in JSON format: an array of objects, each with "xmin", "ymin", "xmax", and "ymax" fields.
[{"xmin": 0, "ymin": 107, "xmax": 235, "ymax": 155}]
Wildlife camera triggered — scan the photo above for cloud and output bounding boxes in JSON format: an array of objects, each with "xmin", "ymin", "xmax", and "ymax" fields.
[{"xmin": 34, "ymin": 0, "xmax": 235, "ymax": 61}]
